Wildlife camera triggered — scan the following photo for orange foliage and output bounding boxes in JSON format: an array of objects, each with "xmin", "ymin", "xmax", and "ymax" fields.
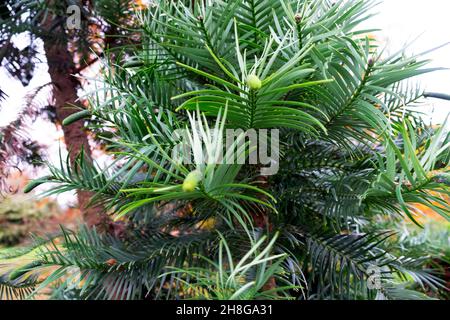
[
  {"xmin": 414, "ymin": 195, "xmax": 449, "ymax": 224},
  {"xmin": 134, "ymin": 0, "xmax": 151, "ymax": 10}
]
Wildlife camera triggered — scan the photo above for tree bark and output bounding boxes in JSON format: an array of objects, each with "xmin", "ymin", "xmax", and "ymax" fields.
[
  {"xmin": 42, "ymin": 36, "xmax": 110, "ymax": 232},
  {"xmin": 251, "ymin": 170, "xmax": 277, "ymax": 292}
]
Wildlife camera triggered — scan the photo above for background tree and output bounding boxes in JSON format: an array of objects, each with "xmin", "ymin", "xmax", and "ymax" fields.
[{"xmin": 0, "ymin": 0, "xmax": 140, "ymax": 229}]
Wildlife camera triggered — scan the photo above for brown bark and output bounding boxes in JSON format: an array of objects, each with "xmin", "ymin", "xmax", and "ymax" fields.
[
  {"xmin": 251, "ymin": 173, "xmax": 272, "ymax": 231},
  {"xmin": 42, "ymin": 30, "xmax": 110, "ymax": 232},
  {"xmin": 251, "ymin": 170, "xmax": 277, "ymax": 292}
]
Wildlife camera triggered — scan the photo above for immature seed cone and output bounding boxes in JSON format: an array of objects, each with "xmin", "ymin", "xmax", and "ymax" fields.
[
  {"xmin": 182, "ymin": 170, "xmax": 203, "ymax": 192},
  {"xmin": 246, "ymin": 74, "xmax": 262, "ymax": 90}
]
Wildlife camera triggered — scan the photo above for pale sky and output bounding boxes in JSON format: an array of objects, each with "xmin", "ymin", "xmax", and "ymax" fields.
[
  {"xmin": 368, "ymin": 0, "xmax": 450, "ymax": 123},
  {"xmin": 1, "ymin": 0, "xmax": 450, "ymax": 205}
]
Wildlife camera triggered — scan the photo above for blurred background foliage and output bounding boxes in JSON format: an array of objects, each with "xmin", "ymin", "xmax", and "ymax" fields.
[
  {"xmin": 375, "ymin": 215, "xmax": 449, "ymax": 299},
  {"xmin": 0, "ymin": 195, "xmax": 56, "ymax": 246}
]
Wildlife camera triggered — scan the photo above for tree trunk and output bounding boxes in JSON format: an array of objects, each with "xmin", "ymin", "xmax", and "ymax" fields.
[
  {"xmin": 43, "ymin": 38, "xmax": 110, "ymax": 232},
  {"xmin": 251, "ymin": 170, "xmax": 278, "ymax": 292}
]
